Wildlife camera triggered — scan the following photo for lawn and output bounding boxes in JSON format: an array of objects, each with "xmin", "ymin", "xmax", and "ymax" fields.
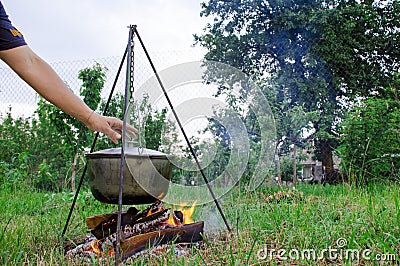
[{"xmin": 1, "ymin": 183, "xmax": 399, "ymax": 265}]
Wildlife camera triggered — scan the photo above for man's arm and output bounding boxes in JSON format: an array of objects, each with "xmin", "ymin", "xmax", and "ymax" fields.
[{"xmin": 0, "ymin": 45, "xmax": 137, "ymax": 144}]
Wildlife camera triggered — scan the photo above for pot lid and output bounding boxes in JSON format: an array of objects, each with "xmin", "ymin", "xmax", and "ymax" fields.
[{"xmin": 87, "ymin": 147, "xmax": 168, "ymax": 158}]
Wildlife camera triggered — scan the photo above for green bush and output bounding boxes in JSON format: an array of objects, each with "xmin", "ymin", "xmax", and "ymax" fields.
[
  {"xmin": 32, "ymin": 160, "xmax": 60, "ymax": 192},
  {"xmin": 337, "ymin": 96, "xmax": 400, "ymax": 184},
  {"xmin": 0, "ymin": 64, "xmax": 175, "ymax": 192},
  {"xmin": 0, "ymin": 113, "xmax": 65, "ymax": 191}
]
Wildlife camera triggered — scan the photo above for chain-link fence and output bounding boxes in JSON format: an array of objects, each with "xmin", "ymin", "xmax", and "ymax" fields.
[
  {"xmin": 0, "ymin": 40, "xmax": 398, "ymax": 189},
  {"xmin": 0, "ymin": 48, "xmax": 205, "ymax": 118}
]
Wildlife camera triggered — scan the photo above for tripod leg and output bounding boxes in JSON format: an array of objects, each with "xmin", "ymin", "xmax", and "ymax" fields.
[
  {"xmin": 61, "ymin": 46, "xmax": 128, "ymax": 238},
  {"xmin": 133, "ymin": 27, "xmax": 231, "ymax": 232}
]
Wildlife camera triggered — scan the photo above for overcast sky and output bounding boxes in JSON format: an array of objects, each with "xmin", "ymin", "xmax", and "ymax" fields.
[{"xmin": 3, "ymin": 0, "xmax": 210, "ymax": 62}]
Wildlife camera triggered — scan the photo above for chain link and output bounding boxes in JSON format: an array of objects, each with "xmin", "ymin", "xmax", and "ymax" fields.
[
  {"xmin": 128, "ymin": 26, "xmax": 143, "ymax": 152},
  {"xmin": 129, "ymin": 27, "xmax": 135, "ymax": 103}
]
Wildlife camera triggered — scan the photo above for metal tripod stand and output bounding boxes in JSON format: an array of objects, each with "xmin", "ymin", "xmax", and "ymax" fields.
[{"xmin": 62, "ymin": 25, "xmax": 231, "ymax": 264}]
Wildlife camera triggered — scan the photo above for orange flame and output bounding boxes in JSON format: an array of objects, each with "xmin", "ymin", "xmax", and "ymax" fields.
[
  {"xmin": 90, "ymin": 240, "xmax": 102, "ymax": 254},
  {"xmin": 167, "ymin": 214, "xmax": 181, "ymax": 226},
  {"xmin": 107, "ymin": 248, "xmax": 115, "ymax": 256},
  {"xmin": 180, "ymin": 201, "xmax": 196, "ymax": 224},
  {"xmin": 167, "ymin": 201, "xmax": 197, "ymax": 226},
  {"xmin": 146, "ymin": 208, "xmax": 154, "ymax": 217}
]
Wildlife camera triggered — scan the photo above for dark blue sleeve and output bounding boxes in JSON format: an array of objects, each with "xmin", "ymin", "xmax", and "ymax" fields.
[
  {"xmin": 0, "ymin": 1, "xmax": 27, "ymax": 51},
  {"xmin": 0, "ymin": 1, "xmax": 10, "ymax": 22}
]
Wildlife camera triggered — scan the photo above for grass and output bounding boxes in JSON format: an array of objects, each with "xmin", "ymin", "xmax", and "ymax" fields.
[{"xmin": 0, "ymin": 182, "xmax": 399, "ymax": 265}]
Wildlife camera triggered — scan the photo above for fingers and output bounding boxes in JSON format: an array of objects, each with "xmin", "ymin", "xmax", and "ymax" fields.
[
  {"xmin": 102, "ymin": 124, "xmax": 121, "ymax": 144},
  {"xmin": 126, "ymin": 128, "xmax": 137, "ymax": 139},
  {"xmin": 126, "ymin": 123, "xmax": 139, "ymax": 134},
  {"xmin": 104, "ymin": 116, "xmax": 138, "ymax": 143},
  {"xmin": 84, "ymin": 112, "xmax": 138, "ymax": 144}
]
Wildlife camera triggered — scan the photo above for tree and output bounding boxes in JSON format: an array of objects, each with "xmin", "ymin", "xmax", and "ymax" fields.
[
  {"xmin": 195, "ymin": 0, "xmax": 400, "ymax": 175},
  {"xmin": 281, "ymin": 106, "xmax": 316, "ymax": 185},
  {"xmin": 337, "ymin": 88, "xmax": 400, "ymax": 184}
]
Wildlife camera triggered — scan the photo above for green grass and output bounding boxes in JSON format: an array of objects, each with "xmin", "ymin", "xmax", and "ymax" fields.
[{"xmin": 1, "ymin": 183, "xmax": 399, "ymax": 265}]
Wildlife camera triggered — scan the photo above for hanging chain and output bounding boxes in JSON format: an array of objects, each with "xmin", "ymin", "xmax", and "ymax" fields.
[
  {"xmin": 128, "ymin": 26, "xmax": 143, "ymax": 154},
  {"xmin": 129, "ymin": 27, "xmax": 135, "ymax": 104}
]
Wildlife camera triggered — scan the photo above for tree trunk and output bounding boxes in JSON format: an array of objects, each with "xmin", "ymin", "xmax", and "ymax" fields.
[
  {"xmin": 293, "ymin": 144, "xmax": 297, "ymax": 186},
  {"xmin": 320, "ymin": 140, "xmax": 334, "ymax": 174}
]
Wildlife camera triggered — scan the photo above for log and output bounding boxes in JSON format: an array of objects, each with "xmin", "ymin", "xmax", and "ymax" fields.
[
  {"xmin": 90, "ymin": 201, "xmax": 166, "ymax": 239},
  {"xmin": 120, "ymin": 221, "xmax": 204, "ymax": 260},
  {"xmin": 103, "ymin": 209, "xmax": 171, "ymax": 246},
  {"xmin": 89, "ymin": 207, "xmax": 139, "ymax": 239},
  {"xmin": 86, "ymin": 211, "xmax": 122, "ymax": 229},
  {"xmin": 134, "ymin": 201, "xmax": 165, "ymax": 221},
  {"xmin": 86, "ymin": 201, "xmax": 165, "ymax": 229},
  {"xmin": 86, "ymin": 207, "xmax": 138, "ymax": 229}
]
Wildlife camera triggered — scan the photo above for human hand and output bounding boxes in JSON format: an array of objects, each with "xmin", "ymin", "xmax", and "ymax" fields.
[{"xmin": 84, "ymin": 111, "xmax": 138, "ymax": 144}]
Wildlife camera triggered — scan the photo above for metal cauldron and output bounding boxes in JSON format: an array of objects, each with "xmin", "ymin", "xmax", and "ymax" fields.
[{"xmin": 86, "ymin": 146, "xmax": 172, "ymax": 205}]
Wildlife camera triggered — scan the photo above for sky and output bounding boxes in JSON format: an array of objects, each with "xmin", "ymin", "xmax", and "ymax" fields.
[
  {"xmin": 1, "ymin": 0, "xmax": 213, "ymax": 117},
  {"xmin": 3, "ymin": 0, "xmax": 210, "ymax": 61}
]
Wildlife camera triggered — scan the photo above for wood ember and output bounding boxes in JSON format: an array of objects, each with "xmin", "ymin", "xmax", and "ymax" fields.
[
  {"xmin": 88, "ymin": 207, "xmax": 139, "ymax": 239},
  {"xmin": 66, "ymin": 201, "xmax": 204, "ymax": 262},
  {"xmin": 100, "ymin": 209, "xmax": 171, "ymax": 253},
  {"xmin": 121, "ymin": 221, "xmax": 204, "ymax": 260},
  {"xmin": 89, "ymin": 201, "xmax": 166, "ymax": 239},
  {"xmin": 65, "ymin": 235, "xmax": 99, "ymax": 259}
]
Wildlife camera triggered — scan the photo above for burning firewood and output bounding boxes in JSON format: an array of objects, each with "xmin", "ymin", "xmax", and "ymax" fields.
[
  {"xmin": 120, "ymin": 221, "xmax": 204, "ymax": 260},
  {"xmin": 85, "ymin": 207, "xmax": 135, "ymax": 229},
  {"xmin": 89, "ymin": 201, "xmax": 166, "ymax": 239},
  {"xmin": 87, "ymin": 206, "xmax": 139, "ymax": 239},
  {"xmin": 66, "ymin": 201, "xmax": 204, "ymax": 262}
]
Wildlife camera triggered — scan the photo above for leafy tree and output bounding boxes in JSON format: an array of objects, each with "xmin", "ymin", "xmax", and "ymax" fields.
[
  {"xmin": 195, "ymin": 0, "xmax": 400, "ymax": 176},
  {"xmin": 0, "ymin": 112, "xmax": 32, "ymax": 167},
  {"xmin": 144, "ymin": 108, "xmax": 167, "ymax": 150},
  {"xmin": 279, "ymin": 155, "xmax": 305, "ymax": 183},
  {"xmin": 278, "ymin": 106, "xmax": 317, "ymax": 184},
  {"xmin": 337, "ymin": 90, "xmax": 400, "ymax": 184}
]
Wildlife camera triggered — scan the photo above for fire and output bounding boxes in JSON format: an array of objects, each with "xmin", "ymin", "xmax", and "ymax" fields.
[
  {"xmin": 179, "ymin": 201, "xmax": 196, "ymax": 224},
  {"xmin": 88, "ymin": 239, "xmax": 115, "ymax": 257},
  {"xmin": 167, "ymin": 201, "xmax": 197, "ymax": 226},
  {"xmin": 90, "ymin": 240, "xmax": 102, "ymax": 254},
  {"xmin": 146, "ymin": 208, "xmax": 154, "ymax": 217},
  {"xmin": 167, "ymin": 214, "xmax": 181, "ymax": 226},
  {"xmin": 107, "ymin": 249, "xmax": 115, "ymax": 256}
]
